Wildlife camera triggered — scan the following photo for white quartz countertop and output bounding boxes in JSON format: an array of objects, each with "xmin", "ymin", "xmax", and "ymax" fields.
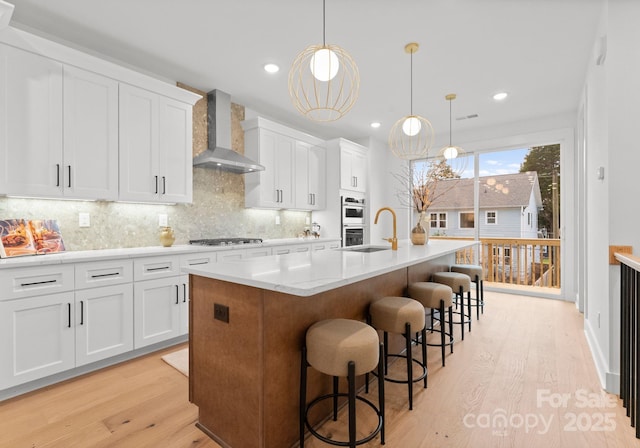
[
  {"xmin": 0, "ymin": 237, "xmax": 340, "ymax": 268},
  {"xmin": 183, "ymin": 239, "xmax": 478, "ymax": 297}
]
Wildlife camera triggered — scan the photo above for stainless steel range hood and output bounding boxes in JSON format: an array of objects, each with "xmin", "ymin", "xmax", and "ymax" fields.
[{"xmin": 192, "ymin": 89, "xmax": 264, "ymax": 174}]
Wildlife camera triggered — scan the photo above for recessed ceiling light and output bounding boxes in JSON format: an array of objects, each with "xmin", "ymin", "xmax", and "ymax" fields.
[
  {"xmin": 370, "ymin": 122, "xmax": 381, "ymax": 129},
  {"xmin": 264, "ymin": 63, "xmax": 279, "ymax": 73},
  {"xmin": 493, "ymin": 92, "xmax": 508, "ymax": 101}
]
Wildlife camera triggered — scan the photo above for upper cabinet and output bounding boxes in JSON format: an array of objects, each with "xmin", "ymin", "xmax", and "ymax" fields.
[
  {"xmin": 0, "ymin": 28, "xmax": 200, "ymax": 203},
  {"xmin": 119, "ymin": 85, "xmax": 193, "ymax": 204},
  {"xmin": 338, "ymin": 139, "xmax": 368, "ymax": 193},
  {"xmin": 243, "ymin": 117, "xmax": 325, "ymax": 210},
  {"xmin": 0, "ymin": 45, "xmax": 64, "ymax": 197}
]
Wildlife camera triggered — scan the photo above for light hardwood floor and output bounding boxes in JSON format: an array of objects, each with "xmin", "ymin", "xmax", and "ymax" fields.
[{"xmin": 0, "ymin": 291, "xmax": 638, "ymax": 448}]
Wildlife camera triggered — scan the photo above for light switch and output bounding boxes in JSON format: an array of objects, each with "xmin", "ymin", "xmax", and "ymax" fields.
[
  {"xmin": 158, "ymin": 214, "xmax": 168, "ymax": 227},
  {"xmin": 79, "ymin": 213, "xmax": 90, "ymax": 227},
  {"xmin": 275, "ymin": 215, "xmax": 281, "ymax": 225}
]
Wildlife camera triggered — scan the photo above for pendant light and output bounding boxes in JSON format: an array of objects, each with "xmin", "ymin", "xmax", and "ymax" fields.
[
  {"xmin": 288, "ymin": 0, "xmax": 359, "ymax": 122},
  {"xmin": 388, "ymin": 43, "xmax": 434, "ymax": 160},
  {"xmin": 437, "ymin": 93, "xmax": 468, "ymax": 176}
]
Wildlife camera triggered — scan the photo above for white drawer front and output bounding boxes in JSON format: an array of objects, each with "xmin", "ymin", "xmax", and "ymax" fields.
[
  {"xmin": 0, "ymin": 265, "xmax": 75, "ymax": 300},
  {"xmin": 134, "ymin": 255, "xmax": 181, "ymax": 281},
  {"xmin": 180, "ymin": 252, "xmax": 217, "ymax": 268},
  {"xmin": 75, "ymin": 259, "xmax": 133, "ymax": 290}
]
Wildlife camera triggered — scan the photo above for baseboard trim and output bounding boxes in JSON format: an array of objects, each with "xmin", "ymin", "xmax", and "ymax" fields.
[{"xmin": 583, "ymin": 318, "xmax": 614, "ymax": 392}]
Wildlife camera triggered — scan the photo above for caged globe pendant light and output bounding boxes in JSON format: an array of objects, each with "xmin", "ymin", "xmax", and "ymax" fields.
[
  {"xmin": 288, "ymin": 0, "xmax": 359, "ymax": 122},
  {"xmin": 437, "ymin": 93, "xmax": 468, "ymax": 176},
  {"xmin": 388, "ymin": 42, "xmax": 434, "ymax": 160}
]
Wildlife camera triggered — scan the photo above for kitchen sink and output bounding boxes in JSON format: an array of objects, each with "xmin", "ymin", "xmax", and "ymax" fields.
[{"xmin": 341, "ymin": 246, "xmax": 391, "ymax": 253}]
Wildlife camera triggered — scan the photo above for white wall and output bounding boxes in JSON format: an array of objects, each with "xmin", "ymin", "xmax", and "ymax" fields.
[{"xmin": 582, "ymin": 0, "xmax": 640, "ymax": 393}]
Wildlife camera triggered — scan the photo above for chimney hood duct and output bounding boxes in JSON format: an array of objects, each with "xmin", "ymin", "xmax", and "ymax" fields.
[{"xmin": 192, "ymin": 89, "xmax": 265, "ymax": 174}]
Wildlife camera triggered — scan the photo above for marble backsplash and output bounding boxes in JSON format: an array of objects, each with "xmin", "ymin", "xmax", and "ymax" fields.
[{"xmin": 0, "ymin": 170, "xmax": 310, "ymax": 251}]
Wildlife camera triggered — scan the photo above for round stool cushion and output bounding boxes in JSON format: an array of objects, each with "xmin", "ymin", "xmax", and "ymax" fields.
[
  {"xmin": 451, "ymin": 264, "xmax": 483, "ymax": 279},
  {"xmin": 369, "ymin": 296, "xmax": 425, "ymax": 334},
  {"xmin": 408, "ymin": 282, "xmax": 453, "ymax": 309},
  {"xmin": 432, "ymin": 271, "xmax": 471, "ymax": 293},
  {"xmin": 306, "ymin": 319, "xmax": 380, "ymax": 377}
]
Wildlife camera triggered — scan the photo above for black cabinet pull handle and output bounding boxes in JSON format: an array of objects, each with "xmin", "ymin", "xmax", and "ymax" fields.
[
  {"xmin": 21, "ymin": 279, "xmax": 57, "ymax": 287},
  {"xmin": 67, "ymin": 165, "xmax": 72, "ymax": 188},
  {"xmin": 162, "ymin": 176, "xmax": 166, "ymax": 194},
  {"xmin": 56, "ymin": 164, "xmax": 61, "ymax": 187},
  {"xmin": 183, "ymin": 283, "xmax": 187, "ymax": 303},
  {"xmin": 146, "ymin": 265, "xmax": 170, "ymax": 272},
  {"xmin": 67, "ymin": 303, "xmax": 71, "ymax": 328},
  {"xmin": 155, "ymin": 175, "xmax": 159, "ymax": 194},
  {"xmin": 175, "ymin": 285, "xmax": 179, "ymax": 304},
  {"xmin": 80, "ymin": 300, "xmax": 84, "ymax": 325},
  {"xmin": 90, "ymin": 272, "xmax": 120, "ymax": 279}
]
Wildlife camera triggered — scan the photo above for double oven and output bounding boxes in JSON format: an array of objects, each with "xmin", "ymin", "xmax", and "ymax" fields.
[{"xmin": 341, "ymin": 196, "xmax": 366, "ymax": 247}]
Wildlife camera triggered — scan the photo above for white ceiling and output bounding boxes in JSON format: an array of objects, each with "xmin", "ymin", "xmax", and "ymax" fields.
[{"xmin": 7, "ymin": 0, "xmax": 603, "ymax": 146}]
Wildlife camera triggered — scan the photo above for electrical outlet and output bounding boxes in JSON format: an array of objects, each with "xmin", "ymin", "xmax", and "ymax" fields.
[
  {"xmin": 305, "ymin": 216, "xmax": 311, "ymax": 225},
  {"xmin": 214, "ymin": 303, "xmax": 229, "ymax": 323},
  {"xmin": 158, "ymin": 214, "xmax": 168, "ymax": 227},
  {"xmin": 275, "ymin": 215, "xmax": 281, "ymax": 225},
  {"xmin": 79, "ymin": 212, "xmax": 90, "ymax": 227}
]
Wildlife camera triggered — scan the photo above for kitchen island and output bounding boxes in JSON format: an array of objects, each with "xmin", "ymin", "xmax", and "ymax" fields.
[{"xmin": 184, "ymin": 239, "xmax": 476, "ymax": 448}]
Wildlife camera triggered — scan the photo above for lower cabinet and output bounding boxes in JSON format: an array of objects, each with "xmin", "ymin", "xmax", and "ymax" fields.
[
  {"xmin": 133, "ymin": 274, "xmax": 188, "ymax": 349},
  {"xmin": 0, "ymin": 292, "xmax": 75, "ymax": 389},
  {"xmin": 75, "ymin": 284, "xmax": 134, "ymax": 366}
]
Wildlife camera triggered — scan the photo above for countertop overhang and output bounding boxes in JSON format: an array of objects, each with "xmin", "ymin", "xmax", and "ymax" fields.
[{"xmin": 183, "ymin": 239, "xmax": 478, "ymax": 297}]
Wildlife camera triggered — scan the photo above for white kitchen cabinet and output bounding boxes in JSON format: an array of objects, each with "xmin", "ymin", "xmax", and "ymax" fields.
[
  {"xmin": 0, "ymin": 292, "xmax": 75, "ymax": 389},
  {"xmin": 339, "ymin": 140, "xmax": 368, "ymax": 193},
  {"xmin": 294, "ymin": 141, "xmax": 326, "ymax": 210},
  {"xmin": 74, "ymin": 259, "xmax": 134, "ymax": 366},
  {"xmin": 119, "ymin": 84, "xmax": 193, "ymax": 204},
  {"xmin": 75, "ymin": 284, "xmax": 134, "ymax": 366},
  {"xmin": 0, "ymin": 46, "xmax": 119, "ymax": 200},
  {"xmin": 273, "ymin": 244, "xmax": 311, "ymax": 255},
  {"xmin": 133, "ymin": 255, "xmax": 187, "ymax": 348},
  {"xmin": 0, "ymin": 44, "xmax": 63, "ymax": 197},
  {"xmin": 63, "ymin": 65, "xmax": 119, "ymax": 200},
  {"xmin": 244, "ymin": 125, "xmax": 294, "ymax": 208},
  {"xmin": 312, "ymin": 240, "xmax": 341, "ymax": 251},
  {"xmin": 244, "ymin": 246, "xmax": 273, "ymax": 258}
]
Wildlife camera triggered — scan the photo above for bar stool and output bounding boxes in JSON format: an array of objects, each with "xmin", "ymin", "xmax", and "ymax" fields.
[
  {"xmin": 407, "ymin": 282, "xmax": 454, "ymax": 367},
  {"xmin": 432, "ymin": 271, "xmax": 472, "ymax": 340},
  {"xmin": 368, "ymin": 296, "xmax": 427, "ymax": 410},
  {"xmin": 300, "ymin": 318, "xmax": 385, "ymax": 448},
  {"xmin": 451, "ymin": 264, "xmax": 484, "ymax": 320}
]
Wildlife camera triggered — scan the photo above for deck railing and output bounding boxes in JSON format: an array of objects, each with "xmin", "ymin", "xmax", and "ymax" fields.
[{"xmin": 431, "ymin": 236, "xmax": 561, "ymax": 288}]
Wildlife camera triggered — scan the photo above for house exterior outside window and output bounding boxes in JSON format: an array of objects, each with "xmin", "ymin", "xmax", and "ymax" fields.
[
  {"xmin": 430, "ymin": 212, "xmax": 447, "ymax": 229},
  {"xmin": 459, "ymin": 211, "xmax": 475, "ymax": 229},
  {"xmin": 486, "ymin": 211, "xmax": 498, "ymax": 225}
]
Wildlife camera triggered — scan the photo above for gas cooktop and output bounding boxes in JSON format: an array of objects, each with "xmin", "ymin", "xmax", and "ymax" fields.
[{"xmin": 189, "ymin": 238, "xmax": 263, "ymax": 246}]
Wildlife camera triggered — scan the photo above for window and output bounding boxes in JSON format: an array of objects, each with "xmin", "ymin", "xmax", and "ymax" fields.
[
  {"xmin": 486, "ymin": 211, "xmax": 497, "ymax": 225},
  {"xmin": 459, "ymin": 212, "xmax": 474, "ymax": 229},
  {"xmin": 430, "ymin": 212, "xmax": 447, "ymax": 229}
]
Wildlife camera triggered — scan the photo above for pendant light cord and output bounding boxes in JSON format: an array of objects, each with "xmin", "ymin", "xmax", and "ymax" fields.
[
  {"xmin": 322, "ymin": 0, "xmax": 326, "ymax": 46},
  {"xmin": 449, "ymin": 98, "xmax": 452, "ymax": 146},
  {"xmin": 410, "ymin": 49, "xmax": 413, "ymax": 115}
]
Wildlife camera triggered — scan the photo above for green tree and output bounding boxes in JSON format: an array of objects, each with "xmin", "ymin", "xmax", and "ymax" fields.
[{"xmin": 520, "ymin": 144, "xmax": 560, "ymax": 236}]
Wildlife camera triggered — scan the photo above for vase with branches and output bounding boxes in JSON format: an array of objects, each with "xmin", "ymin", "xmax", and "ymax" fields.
[{"xmin": 393, "ymin": 159, "xmax": 460, "ymax": 244}]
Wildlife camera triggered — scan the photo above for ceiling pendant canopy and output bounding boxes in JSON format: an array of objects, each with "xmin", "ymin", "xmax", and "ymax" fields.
[
  {"xmin": 437, "ymin": 93, "xmax": 468, "ymax": 176},
  {"xmin": 388, "ymin": 42, "xmax": 434, "ymax": 160},
  {"xmin": 288, "ymin": 0, "xmax": 359, "ymax": 122}
]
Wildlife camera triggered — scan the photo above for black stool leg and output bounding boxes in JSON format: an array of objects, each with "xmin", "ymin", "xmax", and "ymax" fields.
[
  {"xmin": 458, "ymin": 286, "xmax": 465, "ymax": 341},
  {"xmin": 377, "ymin": 343, "xmax": 385, "ymax": 445},
  {"xmin": 421, "ymin": 326, "xmax": 428, "ymax": 388},
  {"xmin": 467, "ymin": 289, "xmax": 472, "ymax": 332},
  {"xmin": 333, "ymin": 376, "xmax": 339, "ymax": 420},
  {"xmin": 383, "ymin": 331, "xmax": 389, "ymax": 374},
  {"xmin": 448, "ymin": 305, "xmax": 454, "ymax": 354},
  {"xmin": 404, "ymin": 322, "xmax": 413, "ymax": 410},
  {"xmin": 300, "ymin": 346, "xmax": 307, "ymax": 448},
  {"xmin": 475, "ymin": 275, "xmax": 480, "ymax": 320},
  {"xmin": 348, "ymin": 361, "xmax": 356, "ymax": 448},
  {"xmin": 439, "ymin": 299, "xmax": 446, "ymax": 367},
  {"xmin": 480, "ymin": 279, "xmax": 484, "ymax": 314}
]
